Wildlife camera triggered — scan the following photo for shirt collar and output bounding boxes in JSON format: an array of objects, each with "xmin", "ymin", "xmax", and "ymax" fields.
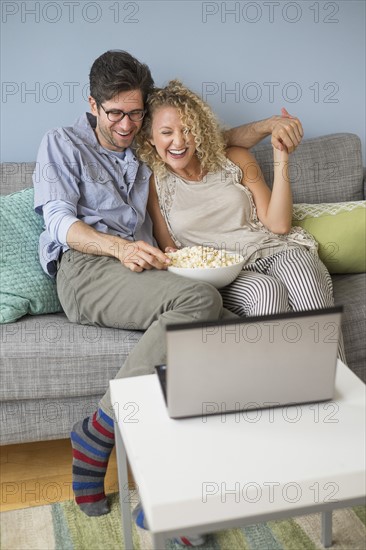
[
  {"xmin": 72, "ymin": 113, "xmax": 134, "ymax": 156},
  {"xmin": 72, "ymin": 113, "xmax": 100, "ymax": 149},
  {"xmin": 72, "ymin": 113, "xmax": 151, "ymax": 181}
]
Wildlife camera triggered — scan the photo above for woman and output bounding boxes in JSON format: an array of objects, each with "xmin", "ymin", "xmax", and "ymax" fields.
[{"xmin": 136, "ymin": 80, "xmax": 345, "ymax": 357}]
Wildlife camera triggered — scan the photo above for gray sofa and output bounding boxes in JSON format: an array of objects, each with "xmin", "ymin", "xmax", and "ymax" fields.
[{"xmin": 1, "ymin": 133, "xmax": 365, "ymax": 446}]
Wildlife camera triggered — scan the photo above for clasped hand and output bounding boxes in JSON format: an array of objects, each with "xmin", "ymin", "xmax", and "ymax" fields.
[{"xmin": 271, "ymin": 108, "xmax": 303, "ymax": 153}]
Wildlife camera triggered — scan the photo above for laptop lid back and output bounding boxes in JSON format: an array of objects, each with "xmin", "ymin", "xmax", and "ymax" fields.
[{"xmin": 165, "ymin": 307, "xmax": 342, "ymax": 418}]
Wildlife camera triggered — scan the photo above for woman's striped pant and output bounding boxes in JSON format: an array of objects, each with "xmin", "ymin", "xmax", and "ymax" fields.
[{"xmin": 220, "ymin": 247, "xmax": 346, "ymax": 362}]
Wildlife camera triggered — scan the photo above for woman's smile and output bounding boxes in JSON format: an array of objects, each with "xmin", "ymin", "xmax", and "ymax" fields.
[{"xmin": 150, "ymin": 106, "xmax": 202, "ymax": 178}]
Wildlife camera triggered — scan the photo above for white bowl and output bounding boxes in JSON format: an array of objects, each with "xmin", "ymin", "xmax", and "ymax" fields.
[{"xmin": 167, "ymin": 254, "xmax": 245, "ymax": 289}]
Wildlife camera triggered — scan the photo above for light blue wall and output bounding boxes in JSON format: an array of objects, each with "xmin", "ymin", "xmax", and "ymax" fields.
[{"xmin": 1, "ymin": 0, "xmax": 365, "ymax": 161}]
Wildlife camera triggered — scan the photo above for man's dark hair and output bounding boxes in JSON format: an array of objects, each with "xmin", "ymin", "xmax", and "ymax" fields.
[{"xmin": 89, "ymin": 50, "xmax": 154, "ymax": 105}]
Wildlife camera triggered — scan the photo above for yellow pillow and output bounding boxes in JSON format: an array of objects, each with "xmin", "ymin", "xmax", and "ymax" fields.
[{"xmin": 292, "ymin": 201, "xmax": 366, "ymax": 274}]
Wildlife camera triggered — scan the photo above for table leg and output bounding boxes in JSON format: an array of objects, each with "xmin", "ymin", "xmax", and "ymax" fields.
[
  {"xmin": 152, "ymin": 533, "xmax": 166, "ymax": 549},
  {"xmin": 115, "ymin": 424, "xmax": 134, "ymax": 550},
  {"xmin": 321, "ymin": 510, "xmax": 333, "ymax": 547}
]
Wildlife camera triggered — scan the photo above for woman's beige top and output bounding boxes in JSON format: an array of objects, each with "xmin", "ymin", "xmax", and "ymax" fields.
[{"xmin": 154, "ymin": 159, "xmax": 317, "ymax": 266}]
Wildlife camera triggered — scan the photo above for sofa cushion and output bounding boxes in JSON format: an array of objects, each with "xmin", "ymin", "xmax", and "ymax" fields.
[
  {"xmin": 0, "ymin": 188, "xmax": 63, "ymax": 323},
  {"xmin": 252, "ymin": 133, "xmax": 364, "ymax": 203},
  {"xmin": 0, "ymin": 395, "xmax": 102, "ymax": 445},
  {"xmin": 332, "ymin": 273, "xmax": 366, "ymax": 382},
  {"xmin": 292, "ymin": 201, "xmax": 366, "ymax": 273},
  {"xmin": 0, "ymin": 313, "xmax": 143, "ymax": 401}
]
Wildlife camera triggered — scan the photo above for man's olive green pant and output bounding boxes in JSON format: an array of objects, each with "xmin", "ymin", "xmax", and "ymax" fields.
[{"xmin": 57, "ymin": 250, "xmax": 237, "ymax": 416}]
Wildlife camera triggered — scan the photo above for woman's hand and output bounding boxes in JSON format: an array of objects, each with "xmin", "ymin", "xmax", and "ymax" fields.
[{"xmin": 271, "ymin": 108, "xmax": 303, "ymax": 153}]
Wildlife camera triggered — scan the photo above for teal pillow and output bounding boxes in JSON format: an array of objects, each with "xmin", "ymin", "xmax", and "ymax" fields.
[
  {"xmin": 292, "ymin": 201, "xmax": 366, "ymax": 274},
  {"xmin": 0, "ymin": 188, "xmax": 62, "ymax": 323}
]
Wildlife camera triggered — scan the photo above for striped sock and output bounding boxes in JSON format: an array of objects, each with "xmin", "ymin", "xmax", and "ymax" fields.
[{"xmin": 71, "ymin": 408, "xmax": 114, "ymax": 516}]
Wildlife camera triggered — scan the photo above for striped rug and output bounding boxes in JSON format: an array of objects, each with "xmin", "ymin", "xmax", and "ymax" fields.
[{"xmin": 1, "ymin": 494, "xmax": 365, "ymax": 549}]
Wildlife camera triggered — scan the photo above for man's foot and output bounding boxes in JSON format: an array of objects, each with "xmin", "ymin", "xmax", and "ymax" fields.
[
  {"xmin": 71, "ymin": 408, "xmax": 115, "ymax": 516},
  {"xmin": 173, "ymin": 536, "xmax": 207, "ymax": 547},
  {"xmin": 132, "ymin": 502, "xmax": 206, "ymax": 547}
]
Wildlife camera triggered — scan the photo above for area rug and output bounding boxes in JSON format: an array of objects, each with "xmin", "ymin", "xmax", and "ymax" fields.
[{"xmin": 1, "ymin": 494, "xmax": 365, "ymax": 550}]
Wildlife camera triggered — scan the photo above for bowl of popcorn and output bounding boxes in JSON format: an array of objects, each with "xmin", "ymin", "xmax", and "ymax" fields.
[{"xmin": 166, "ymin": 246, "xmax": 245, "ymax": 289}]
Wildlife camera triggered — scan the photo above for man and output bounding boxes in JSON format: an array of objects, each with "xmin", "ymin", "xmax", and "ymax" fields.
[{"xmin": 33, "ymin": 50, "xmax": 303, "ymax": 544}]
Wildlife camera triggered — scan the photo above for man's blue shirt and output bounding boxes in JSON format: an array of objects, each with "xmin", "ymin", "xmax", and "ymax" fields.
[{"xmin": 33, "ymin": 113, "xmax": 153, "ymax": 276}]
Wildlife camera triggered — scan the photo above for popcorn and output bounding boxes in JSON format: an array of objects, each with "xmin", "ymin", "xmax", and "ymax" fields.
[{"xmin": 166, "ymin": 246, "xmax": 240, "ymax": 269}]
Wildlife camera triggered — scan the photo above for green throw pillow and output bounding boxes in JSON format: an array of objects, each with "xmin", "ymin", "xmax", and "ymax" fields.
[
  {"xmin": 0, "ymin": 188, "xmax": 62, "ymax": 323},
  {"xmin": 292, "ymin": 201, "xmax": 366, "ymax": 274}
]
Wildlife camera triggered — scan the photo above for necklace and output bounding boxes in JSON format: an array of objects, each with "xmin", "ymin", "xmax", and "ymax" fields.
[
  {"xmin": 170, "ymin": 165, "xmax": 207, "ymax": 182},
  {"xmin": 184, "ymin": 168, "xmax": 205, "ymax": 181}
]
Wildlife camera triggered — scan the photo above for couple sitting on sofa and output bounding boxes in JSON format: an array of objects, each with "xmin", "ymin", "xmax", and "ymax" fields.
[{"xmin": 33, "ymin": 49, "xmax": 343, "ymax": 546}]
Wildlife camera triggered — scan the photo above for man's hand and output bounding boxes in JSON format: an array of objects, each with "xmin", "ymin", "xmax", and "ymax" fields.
[
  {"xmin": 271, "ymin": 108, "xmax": 303, "ymax": 153},
  {"xmin": 224, "ymin": 109, "xmax": 303, "ymax": 151},
  {"xmin": 117, "ymin": 240, "xmax": 171, "ymax": 272},
  {"xmin": 66, "ymin": 221, "xmax": 171, "ymax": 273}
]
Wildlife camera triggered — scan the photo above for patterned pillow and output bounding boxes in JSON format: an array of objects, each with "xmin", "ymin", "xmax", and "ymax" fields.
[
  {"xmin": 0, "ymin": 188, "xmax": 62, "ymax": 323},
  {"xmin": 292, "ymin": 201, "xmax": 366, "ymax": 274}
]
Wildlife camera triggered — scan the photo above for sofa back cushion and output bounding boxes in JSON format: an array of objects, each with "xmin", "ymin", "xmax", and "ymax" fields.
[
  {"xmin": 252, "ymin": 133, "xmax": 363, "ymax": 203},
  {"xmin": 0, "ymin": 133, "xmax": 363, "ymax": 203},
  {"xmin": 1, "ymin": 162, "xmax": 36, "ymax": 195}
]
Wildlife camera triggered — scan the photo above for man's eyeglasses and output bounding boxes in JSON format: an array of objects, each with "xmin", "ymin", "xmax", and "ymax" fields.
[{"xmin": 99, "ymin": 103, "xmax": 146, "ymax": 123}]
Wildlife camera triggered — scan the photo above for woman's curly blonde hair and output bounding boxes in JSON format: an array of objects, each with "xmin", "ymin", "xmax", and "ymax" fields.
[{"xmin": 136, "ymin": 80, "xmax": 227, "ymax": 177}]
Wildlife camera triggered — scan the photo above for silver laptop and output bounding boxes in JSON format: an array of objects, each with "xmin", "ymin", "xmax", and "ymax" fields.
[{"xmin": 156, "ymin": 306, "xmax": 342, "ymax": 418}]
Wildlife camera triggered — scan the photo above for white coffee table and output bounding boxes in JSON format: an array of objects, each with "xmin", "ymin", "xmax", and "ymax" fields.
[{"xmin": 110, "ymin": 360, "xmax": 365, "ymax": 549}]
